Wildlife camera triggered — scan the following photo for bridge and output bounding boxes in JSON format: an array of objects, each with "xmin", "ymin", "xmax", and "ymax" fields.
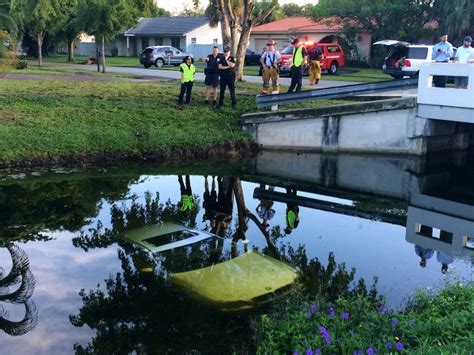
[{"xmin": 242, "ymin": 63, "xmax": 474, "ymax": 155}]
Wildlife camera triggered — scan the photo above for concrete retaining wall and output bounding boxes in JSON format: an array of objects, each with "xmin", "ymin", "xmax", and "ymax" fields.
[{"xmin": 242, "ymin": 98, "xmax": 471, "ymax": 155}]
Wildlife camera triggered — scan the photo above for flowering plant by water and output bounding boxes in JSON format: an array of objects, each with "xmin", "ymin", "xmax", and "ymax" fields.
[{"xmin": 254, "ymin": 282, "xmax": 474, "ymax": 353}]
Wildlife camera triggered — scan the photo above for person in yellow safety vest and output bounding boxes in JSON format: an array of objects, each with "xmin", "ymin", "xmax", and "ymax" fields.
[
  {"xmin": 308, "ymin": 45, "xmax": 323, "ymax": 85},
  {"xmin": 260, "ymin": 39, "xmax": 282, "ymax": 94},
  {"xmin": 287, "ymin": 38, "xmax": 307, "ymax": 93},
  {"xmin": 284, "ymin": 188, "xmax": 300, "ymax": 235},
  {"xmin": 178, "ymin": 56, "xmax": 196, "ymax": 109},
  {"xmin": 178, "ymin": 175, "xmax": 195, "ymax": 214}
]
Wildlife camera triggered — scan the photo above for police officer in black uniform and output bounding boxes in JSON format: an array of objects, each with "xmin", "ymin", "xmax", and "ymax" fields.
[
  {"xmin": 216, "ymin": 46, "xmax": 237, "ymax": 109},
  {"xmin": 204, "ymin": 46, "xmax": 220, "ymax": 105}
]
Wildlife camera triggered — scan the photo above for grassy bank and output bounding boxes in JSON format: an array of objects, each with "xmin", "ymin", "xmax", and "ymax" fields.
[
  {"xmin": 254, "ymin": 282, "xmax": 474, "ymax": 354},
  {"xmin": 0, "ymin": 75, "xmax": 348, "ymax": 167}
]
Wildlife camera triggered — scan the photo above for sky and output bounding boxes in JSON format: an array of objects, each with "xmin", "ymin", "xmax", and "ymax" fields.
[{"xmin": 157, "ymin": 0, "xmax": 319, "ymax": 15}]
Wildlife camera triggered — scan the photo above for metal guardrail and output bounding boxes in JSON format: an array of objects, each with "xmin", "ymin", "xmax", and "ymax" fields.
[{"xmin": 256, "ymin": 78, "xmax": 419, "ymax": 109}]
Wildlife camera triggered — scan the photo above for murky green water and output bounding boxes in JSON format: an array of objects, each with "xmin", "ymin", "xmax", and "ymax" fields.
[{"xmin": 1, "ymin": 152, "xmax": 473, "ymax": 353}]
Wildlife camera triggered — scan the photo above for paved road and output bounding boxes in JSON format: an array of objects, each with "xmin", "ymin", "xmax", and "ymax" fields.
[{"xmin": 67, "ymin": 63, "xmax": 361, "ymax": 88}]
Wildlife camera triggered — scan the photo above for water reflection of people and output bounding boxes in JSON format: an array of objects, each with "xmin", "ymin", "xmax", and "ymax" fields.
[
  {"xmin": 284, "ymin": 188, "xmax": 300, "ymax": 235},
  {"xmin": 437, "ymin": 251, "xmax": 454, "ymax": 274},
  {"xmin": 255, "ymin": 184, "xmax": 275, "ymax": 230},
  {"xmin": 203, "ymin": 176, "xmax": 218, "ymax": 230},
  {"xmin": 415, "ymin": 245, "xmax": 434, "ymax": 268},
  {"xmin": 178, "ymin": 175, "xmax": 194, "ymax": 216},
  {"xmin": 213, "ymin": 177, "xmax": 234, "ymax": 237}
]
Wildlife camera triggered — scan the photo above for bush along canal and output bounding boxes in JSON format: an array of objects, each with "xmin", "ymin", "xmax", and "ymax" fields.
[{"xmin": 1, "ymin": 154, "xmax": 473, "ymax": 353}]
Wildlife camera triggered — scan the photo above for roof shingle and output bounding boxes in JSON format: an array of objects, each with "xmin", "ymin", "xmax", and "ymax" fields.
[{"xmin": 126, "ymin": 17, "xmax": 209, "ymax": 36}]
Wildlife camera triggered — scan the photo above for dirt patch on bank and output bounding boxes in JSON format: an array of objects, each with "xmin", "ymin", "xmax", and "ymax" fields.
[{"xmin": 0, "ymin": 142, "xmax": 260, "ymax": 170}]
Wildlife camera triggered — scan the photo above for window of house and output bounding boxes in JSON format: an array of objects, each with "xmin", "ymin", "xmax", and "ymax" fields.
[
  {"xmin": 171, "ymin": 37, "xmax": 181, "ymax": 50},
  {"xmin": 155, "ymin": 37, "xmax": 163, "ymax": 46},
  {"xmin": 141, "ymin": 37, "xmax": 149, "ymax": 49},
  {"xmin": 213, "ymin": 38, "xmax": 218, "ymax": 45},
  {"xmin": 191, "ymin": 38, "xmax": 197, "ymax": 44}
]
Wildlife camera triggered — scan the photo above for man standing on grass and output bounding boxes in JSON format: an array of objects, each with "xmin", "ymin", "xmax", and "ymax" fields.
[
  {"xmin": 260, "ymin": 39, "xmax": 281, "ymax": 94},
  {"xmin": 216, "ymin": 46, "xmax": 237, "ymax": 109},
  {"xmin": 204, "ymin": 46, "xmax": 220, "ymax": 105},
  {"xmin": 431, "ymin": 33, "xmax": 454, "ymax": 88},
  {"xmin": 453, "ymin": 35, "xmax": 474, "ymax": 89},
  {"xmin": 287, "ymin": 38, "xmax": 307, "ymax": 93}
]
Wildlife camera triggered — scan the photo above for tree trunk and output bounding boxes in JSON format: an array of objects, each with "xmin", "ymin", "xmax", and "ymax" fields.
[
  {"xmin": 67, "ymin": 37, "xmax": 75, "ymax": 62},
  {"xmin": 101, "ymin": 36, "xmax": 106, "ymax": 73},
  {"xmin": 96, "ymin": 42, "xmax": 100, "ymax": 72},
  {"xmin": 37, "ymin": 31, "xmax": 43, "ymax": 67},
  {"xmin": 235, "ymin": 25, "xmax": 252, "ymax": 81},
  {"xmin": 233, "ymin": 178, "xmax": 248, "ymax": 234}
]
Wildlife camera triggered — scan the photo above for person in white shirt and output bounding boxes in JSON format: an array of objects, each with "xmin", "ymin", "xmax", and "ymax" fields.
[
  {"xmin": 432, "ymin": 33, "xmax": 454, "ymax": 87},
  {"xmin": 260, "ymin": 39, "xmax": 282, "ymax": 94},
  {"xmin": 453, "ymin": 35, "xmax": 474, "ymax": 89}
]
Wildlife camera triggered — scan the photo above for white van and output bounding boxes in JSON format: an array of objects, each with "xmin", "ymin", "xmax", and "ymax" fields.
[{"xmin": 374, "ymin": 40, "xmax": 437, "ymax": 78}]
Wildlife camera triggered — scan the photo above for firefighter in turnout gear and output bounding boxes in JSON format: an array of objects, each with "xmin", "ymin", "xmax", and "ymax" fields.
[{"xmin": 260, "ymin": 39, "xmax": 282, "ymax": 94}]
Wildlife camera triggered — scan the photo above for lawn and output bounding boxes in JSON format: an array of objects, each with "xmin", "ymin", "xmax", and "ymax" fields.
[
  {"xmin": 0, "ymin": 75, "xmax": 346, "ymax": 166},
  {"xmin": 37, "ymin": 55, "xmax": 391, "ymax": 82}
]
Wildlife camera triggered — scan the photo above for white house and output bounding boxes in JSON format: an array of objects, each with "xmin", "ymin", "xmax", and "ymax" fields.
[{"xmin": 121, "ymin": 16, "xmax": 223, "ymax": 59}]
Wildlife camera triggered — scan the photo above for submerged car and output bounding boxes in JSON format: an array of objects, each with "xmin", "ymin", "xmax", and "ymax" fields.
[
  {"xmin": 119, "ymin": 223, "xmax": 298, "ymax": 311},
  {"xmin": 139, "ymin": 46, "xmax": 192, "ymax": 68}
]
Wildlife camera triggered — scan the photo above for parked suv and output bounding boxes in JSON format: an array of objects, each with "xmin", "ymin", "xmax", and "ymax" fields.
[
  {"xmin": 373, "ymin": 40, "xmax": 437, "ymax": 78},
  {"xmin": 279, "ymin": 42, "xmax": 345, "ymax": 76},
  {"xmin": 140, "ymin": 46, "xmax": 192, "ymax": 68}
]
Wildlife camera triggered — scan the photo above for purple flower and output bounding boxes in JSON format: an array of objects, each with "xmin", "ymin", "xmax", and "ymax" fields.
[
  {"xmin": 386, "ymin": 341, "xmax": 393, "ymax": 349},
  {"xmin": 409, "ymin": 319, "xmax": 415, "ymax": 327},
  {"xmin": 379, "ymin": 304, "xmax": 390, "ymax": 315},
  {"xmin": 391, "ymin": 319, "xmax": 399, "ymax": 327},
  {"xmin": 367, "ymin": 348, "xmax": 374, "ymax": 355},
  {"xmin": 306, "ymin": 347, "xmax": 312, "ymax": 355},
  {"xmin": 319, "ymin": 326, "xmax": 331, "ymax": 344},
  {"xmin": 396, "ymin": 342, "xmax": 404, "ymax": 351},
  {"xmin": 353, "ymin": 350, "xmax": 363, "ymax": 355},
  {"xmin": 311, "ymin": 304, "xmax": 318, "ymax": 313},
  {"xmin": 293, "ymin": 352, "xmax": 299, "ymax": 355},
  {"xmin": 329, "ymin": 307, "xmax": 335, "ymax": 318},
  {"xmin": 342, "ymin": 312, "xmax": 349, "ymax": 320},
  {"xmin": 307, "ymin": 310, "xmax": 313, "ymax": 318},
  {"xmin": 314, "ymin": 349, "xmax": 321, "ymax": 355}
]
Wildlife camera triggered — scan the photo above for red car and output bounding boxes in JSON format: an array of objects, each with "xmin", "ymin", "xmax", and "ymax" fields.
[{"xmin": 278, "ymin": 42, "xmax": 345, "ymax": 76}]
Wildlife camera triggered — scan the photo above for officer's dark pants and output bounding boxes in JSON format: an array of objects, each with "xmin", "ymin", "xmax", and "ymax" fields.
[
  {"xmin": 178, "ymin": 81, "xmax": 193, "ymax": 104},
  {"xmin": 218, "ymin": 75, "xmax": 236, "ymax": 106},
  {"xmin": 433, "ymin": 61, "xmax": 448, "ymax": 88},
  {"xmin": 288, "ymin": 66, "xmax": 303, "ymax": 93}
]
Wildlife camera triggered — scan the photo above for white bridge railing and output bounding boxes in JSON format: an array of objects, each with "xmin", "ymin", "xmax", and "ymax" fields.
[{"xmin": 417, "ymin": 63, "xmax": 474, "ymax": 123}]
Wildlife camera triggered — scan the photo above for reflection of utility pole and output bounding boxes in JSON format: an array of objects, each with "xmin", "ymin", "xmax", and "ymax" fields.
[{"xmin": 233, "ymin": 178, "xmax": 248, "ymax": 236}]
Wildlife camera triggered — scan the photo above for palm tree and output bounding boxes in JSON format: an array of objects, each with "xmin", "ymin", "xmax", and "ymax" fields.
[{"xmin": 438, "ymin": 0, "xmax": 474, "ymax": 43}]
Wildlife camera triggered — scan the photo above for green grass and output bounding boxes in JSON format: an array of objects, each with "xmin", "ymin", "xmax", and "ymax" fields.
[
  {"xmin": 38, "ymin": 55, "xmax": 392, "ymax": 82},
  {"xmin": 254, "ymin": 282, "xmax": 474, "ymax": 354},
  {"xmin": 10, "ymin": 65, "xmax": 143, "ymax": 79},
  {"xmin": 0, "ymin": 76, "xmax": 347, "ymax": 165}
]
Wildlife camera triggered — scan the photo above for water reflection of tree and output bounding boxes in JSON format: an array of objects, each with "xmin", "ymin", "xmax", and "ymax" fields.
[
  {"xmin": 71, "ymin": 178, "xmax": 379, "ymax": 353},
  {"xmin": 0, "ymin": 244, "xmax": 37, "ymax": 336},
  {"xmin": 0, "ymin": 176, "xmax": 133, "ymax": 243}
]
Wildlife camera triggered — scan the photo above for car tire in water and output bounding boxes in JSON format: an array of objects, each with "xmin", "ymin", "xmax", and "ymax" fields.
[
  {"xmin": 155, "ymin": 58, "xmax": 164, "ymax": 68},
  {"xmin": 328, "ymin": 61, "xmax": 338, "ymax": 75}
]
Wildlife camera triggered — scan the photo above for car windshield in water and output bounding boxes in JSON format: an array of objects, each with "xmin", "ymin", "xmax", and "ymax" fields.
[
  {"xmin": 407, "ymin": 47, "xmax": 428, "ymax": 59},
  {"xmin": 145, "ymin": 230, "xmax": 200, "ymax": 247}
]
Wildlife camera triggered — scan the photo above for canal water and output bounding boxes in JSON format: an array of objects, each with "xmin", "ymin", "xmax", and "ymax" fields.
[{"xmin": 1, "ymin": 152, "xmax": 473, "ymax": 353}]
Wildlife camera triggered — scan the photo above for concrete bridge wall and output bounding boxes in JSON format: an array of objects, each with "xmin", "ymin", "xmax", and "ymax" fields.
[{"xmin": 242, "ymin": 97, "xmax": 471, "ymax": 155}]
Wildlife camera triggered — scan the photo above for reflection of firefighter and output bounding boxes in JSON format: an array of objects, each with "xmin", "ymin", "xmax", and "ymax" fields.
[
  {"xmin": 255, "ymin": 185, "xmax": 275, "ymax": 229},
  {"xmin": 213, "ymin": 177, "xmax": 235, "ymax": 237},
  {"xmin": 260, "ymin": 39, "xmax": 281, "ymax": 94},
  {"xmin": 284, "ymin": 188, "xmax": 300, "ymax": 235},
  {"xmin": 178, "ymin": 175, "xmax": 194, "ymax": 213}
]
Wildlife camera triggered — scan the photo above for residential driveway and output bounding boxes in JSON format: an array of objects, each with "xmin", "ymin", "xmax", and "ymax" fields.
[{"xmin": 65, "ymin": 63, "xmax": 361, "ymax": 88}]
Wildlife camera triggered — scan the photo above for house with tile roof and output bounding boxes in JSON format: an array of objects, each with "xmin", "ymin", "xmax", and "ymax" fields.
[
  {"xmin": 109, "ymin": 16, "xmax": 222, "ymax": 58},
  {"xmin": 250, "ymin": 17, "xmax": 372, "ymax": 61}
]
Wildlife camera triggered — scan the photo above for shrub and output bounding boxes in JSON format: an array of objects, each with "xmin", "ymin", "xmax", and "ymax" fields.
[
  {"xmin": 15, "ymin": 59, "xmax": 28, "ymax": 69},
  {"xmin": 254, "ymin": 282, "xmax": 474, "ymax": 353}
]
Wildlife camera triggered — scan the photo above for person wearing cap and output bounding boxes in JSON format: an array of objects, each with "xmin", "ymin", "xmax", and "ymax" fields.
[
  {"xmin": 177, "ymin": 55, "xmax": 195, "ymax": 108},
  {"xmin": 260, "ymin": 39, "xmax": 282, "ymax": 94},
  {"xmin": 217, "ymin": 46, "xmax": 237, "ymax": 109},
  {"xmin": 204, "ymin": 46, "xmax": 220, "ymax": 105},
  {"xmin": 453, "ymin": 35, "xmax": 474, "ymax": 89},
  {"xmin": 431, "ymin": 33, "xmax": 454, "ymax": 87},
  {"xmin": 287, "ymin": 38, "xmax": 308, "ymax": 93}
]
